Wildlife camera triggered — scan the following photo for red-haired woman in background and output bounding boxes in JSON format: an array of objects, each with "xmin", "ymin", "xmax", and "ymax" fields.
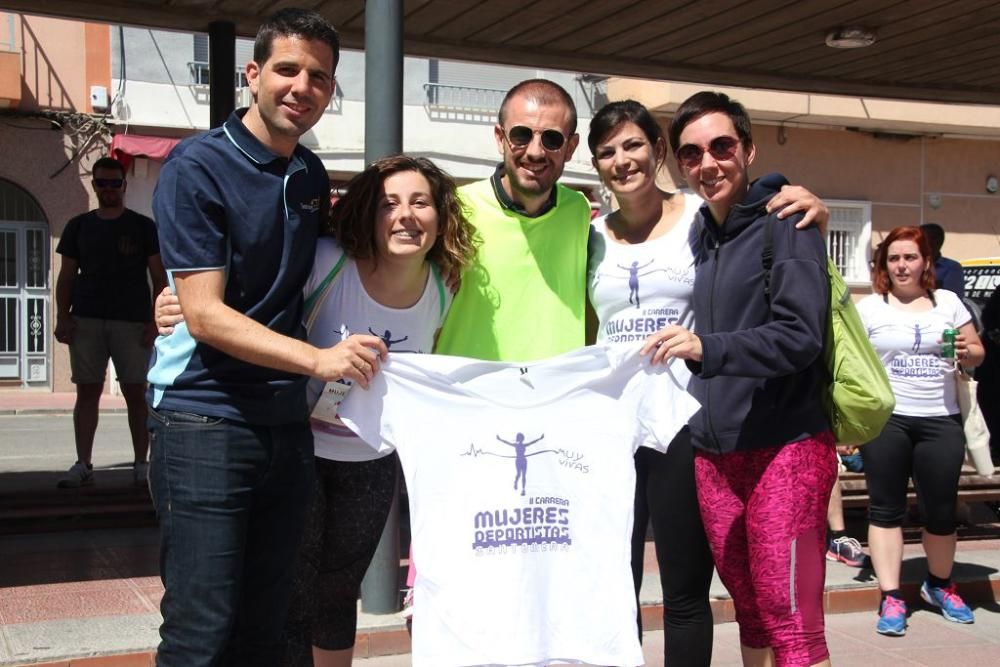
[{"xmin": 856, "ymin": 226, "xmax": 984, "ymax": 637}]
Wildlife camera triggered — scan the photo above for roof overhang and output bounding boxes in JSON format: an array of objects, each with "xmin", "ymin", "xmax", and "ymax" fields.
[{"xmin": 5, "ymin": 1, "xmax": 1000, "ymax": 106}]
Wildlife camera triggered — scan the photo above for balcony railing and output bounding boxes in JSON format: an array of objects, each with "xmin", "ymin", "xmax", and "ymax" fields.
[
  {"xmin": 423, "ymin": 83, "xmax": 506, "ymax": 123},
  {"xmin": 188, "ymin": 61, "xmax": 249, "ymax": 88}
]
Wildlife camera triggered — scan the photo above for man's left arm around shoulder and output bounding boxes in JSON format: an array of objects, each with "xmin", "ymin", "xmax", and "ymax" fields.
[
  {"xmin": 172, "ymin": 269, "xmax": 387, "ymax": 389},
  {"xmin": 143, "ymin": 254, "xmax": 169, "ymax": 347},
  {"xmin": 766, "ymin": 185, "xmax": 829, "ymax": 234}
]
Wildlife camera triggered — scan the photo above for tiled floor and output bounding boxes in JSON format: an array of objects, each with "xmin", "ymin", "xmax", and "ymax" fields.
[
  {"xmin": 3, "ymin": 525, "xmax": 999, "ymax": 665},
  {"xmin": 354, "ymin": 605, "xmax": 1000, "ymax": 665}
]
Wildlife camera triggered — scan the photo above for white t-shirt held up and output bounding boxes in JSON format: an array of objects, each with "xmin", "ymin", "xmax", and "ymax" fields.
[{"xmin": 339, "ymin": 345, "xmax": 698, "ymax": 667}]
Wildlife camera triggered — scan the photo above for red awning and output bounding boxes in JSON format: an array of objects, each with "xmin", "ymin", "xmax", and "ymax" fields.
[{"xmin": 110, "ymin": 134, "xmax": 181, "ymax": 170}]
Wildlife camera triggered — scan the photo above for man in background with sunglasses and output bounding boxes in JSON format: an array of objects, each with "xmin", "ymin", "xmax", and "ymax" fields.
[
  {"xmin": 54, "ymin": 156, "xmax": 167, "ymax": 489},
  {"xmin": 436, "ymin": 79, "xmax": 592, "ymax": 361}
]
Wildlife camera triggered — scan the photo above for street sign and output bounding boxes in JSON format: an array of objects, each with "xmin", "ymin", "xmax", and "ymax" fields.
[{"xmin": 961, "ymin": 258, "xmax": 1000, "ymax": 304}]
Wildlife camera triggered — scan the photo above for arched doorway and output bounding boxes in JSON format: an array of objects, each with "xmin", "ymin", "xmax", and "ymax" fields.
[{"xmin": 0, "ymin": 179, "xmax": 50, "ymax": 387}]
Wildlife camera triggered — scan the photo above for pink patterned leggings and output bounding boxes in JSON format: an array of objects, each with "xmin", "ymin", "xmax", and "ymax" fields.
[{"xmin": 694, "ymin": 434, "xmax": 837, "ymax": 667}]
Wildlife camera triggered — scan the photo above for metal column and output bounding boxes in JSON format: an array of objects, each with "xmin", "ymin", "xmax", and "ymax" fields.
[
  {"xmin": 362, "ymin": 0, "xmax": 403, "ymax": 162},
  {"xmin": 208, "ymin": 21, "xmax": 236, "ymax": 128},
  {"xmin": 359, "ymin": 0, "xmax": 404, "ymax": 615}
]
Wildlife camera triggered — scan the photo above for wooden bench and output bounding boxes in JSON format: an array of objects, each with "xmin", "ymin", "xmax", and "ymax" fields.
[{"xmin": 839, "ymin": 464, "xmax": 1000, "ymax": 509}]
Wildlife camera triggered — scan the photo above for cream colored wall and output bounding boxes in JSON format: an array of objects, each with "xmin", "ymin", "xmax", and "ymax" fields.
[
  {"xmin": 18, "ymin": 14, "xmax": 88, "ymax": 110},
  {"xmin": 0, "ymin": 51, "xmax": 19, "ymax": 108},
  {"xmin": 15, "ymin": 14, "xmax": 109, "ymax": 113},
  {"xmin": 0, "ymin": 14, "xmax": 116, "ymax": 390},
  {"xmin": 650, "ymin": 111, "xmax": 1000, "ymax": 265}
]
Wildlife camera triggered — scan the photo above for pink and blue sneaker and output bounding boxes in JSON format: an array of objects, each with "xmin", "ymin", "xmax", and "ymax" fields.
[
  {"xmin": 876, "ymin": 595, "xmax": 907, "ymax": 636},
  {"xmin": 920, "ymin": 581, "xmax": 974, "ymax": 624}
]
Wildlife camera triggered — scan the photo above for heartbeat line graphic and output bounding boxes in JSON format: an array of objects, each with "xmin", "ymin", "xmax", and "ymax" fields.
[
  {"xmin": 461, "ymin": 433, "xmax": 588, "ymax": 496},
  {"xmin": 460, "ymin": 443, "xmax": 559, "ymax": 459}
]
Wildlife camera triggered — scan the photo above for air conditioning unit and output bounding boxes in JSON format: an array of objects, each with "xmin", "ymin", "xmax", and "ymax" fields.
[{"xmin": 90, "ymin": 85, "xmax": 109, "ymax": 113}]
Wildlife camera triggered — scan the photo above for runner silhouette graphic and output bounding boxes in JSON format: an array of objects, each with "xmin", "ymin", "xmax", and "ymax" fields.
[{"xmin": 497, "ymin": 432, "xmax": 546, "ymax": 496}]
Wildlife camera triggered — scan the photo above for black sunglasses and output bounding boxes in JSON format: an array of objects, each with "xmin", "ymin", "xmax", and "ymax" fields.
[
  {"xmin": 94, "ymin": 178, "xmax": 124, "ymax": 188},
  {"xmin": 675, "ymin": 136, "xmax": 741, "ymax": 168},
  {"xmin": 504, "ymin": 125, "xmax": 567, "ymax": 152}
]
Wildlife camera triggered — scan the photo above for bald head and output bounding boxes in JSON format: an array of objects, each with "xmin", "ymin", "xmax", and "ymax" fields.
[{"xmin": 498, "ymin": 79, "xmax": 577, "ymax": 135}]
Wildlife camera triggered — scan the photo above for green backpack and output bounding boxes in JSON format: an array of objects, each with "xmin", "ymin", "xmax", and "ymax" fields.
[{"xmin": 762, "ymin": 219, "xmax": 894, "ymax": 446}]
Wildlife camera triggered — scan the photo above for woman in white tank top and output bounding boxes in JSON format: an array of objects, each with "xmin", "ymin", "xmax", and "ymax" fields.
[{"xmin": 286, "ymin": 155, "xmax": 476, "ymax": 667}]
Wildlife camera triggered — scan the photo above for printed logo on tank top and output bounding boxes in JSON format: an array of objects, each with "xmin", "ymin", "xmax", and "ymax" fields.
[
  {"xmin": 603, "ymin": 308, "xmax": 682, "ymax": 344},
  {"xmin": 368, "ymin": 326, "xmax": 424, "ymax": 353},
  {"xmin": 309, "ymin": 322, "xmax": 425, "ymax": 438},
  {"xmin": 595, "ymin": 256, "xmax": 695, "ymax": 309},
  {"xmin": 886, "ymin": 324, "xmax": 944, "ymax": 379},
  {"xmin": 593, "ymin": 251, "xmax": 693, "ymax": 343}
]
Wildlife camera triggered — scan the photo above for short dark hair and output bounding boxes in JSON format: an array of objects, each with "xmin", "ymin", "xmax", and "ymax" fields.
[
  {"xmin": 872, "ymin": 226, "xmax": 936, "ymax": 295},
  {"xmin": 588, "ymin": 99, "xmax": 664, "ymax": 157},
  {"xmin": 254, "ymin": 8, "xmax": 340, "ymax": 73},
  {"xmin": 668, "ymin": 91, "xmax": 753, "ymax": 154},
  {"xmin": 91, "ymin": 157, "xmax": 126, "ymax": 179},
  {"xmin": 920, "ymin": 223, "xmax": 945, "ymax": 254},
  {"xmin": 327, "ymin": 155, "xmax": 478, "ymax": 278},
  {"xmin": 498, "ymin": 79, "xmax": 577, "ymax": 135}
]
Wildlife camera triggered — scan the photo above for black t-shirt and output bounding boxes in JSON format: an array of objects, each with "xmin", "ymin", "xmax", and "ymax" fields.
[{"xmin": 56, "ymin": 208, "xmax": 159, "ymax": 322}]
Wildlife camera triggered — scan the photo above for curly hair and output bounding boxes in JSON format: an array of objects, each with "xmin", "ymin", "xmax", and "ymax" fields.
[
  {"xmin": 326, "ymin": 155, "xmax": 477, "ymax": 278},
  {"xmin": 871, "ymin": 226, "xmax": 936, "ymax": 295}
]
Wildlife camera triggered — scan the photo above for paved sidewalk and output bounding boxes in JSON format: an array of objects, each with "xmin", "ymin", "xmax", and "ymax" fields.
[
  {"xmin": 0, "ymin": 392, "xmax": 126, "ymax": 416},
  {"xmin": 354, "ymin": 606, "xmax": 1000, "ymax": 665},
  {"xmin": 2, "ymin": 406, "xmax": 998, "ymax": 665},
  {"xmin": 2, "ymin": 525, "xmax": 998, "ymax": 666}
]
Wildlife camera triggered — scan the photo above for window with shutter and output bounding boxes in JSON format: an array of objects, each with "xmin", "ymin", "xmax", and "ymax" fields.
[{"xmin": 826, "ymin": 200, "xmax": 872, "ymax": 286}]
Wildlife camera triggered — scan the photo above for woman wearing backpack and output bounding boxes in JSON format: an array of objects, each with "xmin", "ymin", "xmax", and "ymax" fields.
[
  {"xmin": 641, "ymin": 91, "xmax": 836, "ymax": 667},
  {"xmin": 856, "ymin": 226, "xmax": 984, "ymax": 637}
]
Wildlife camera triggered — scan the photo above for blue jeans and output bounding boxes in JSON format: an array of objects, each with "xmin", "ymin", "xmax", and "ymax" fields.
[
  {"xmin": 148, "ymin": 408, "xmax": 315, "ymax": 667},
  {"xmin": 839, "ymin": 452, "xmax": 864, "ymax": 473}
]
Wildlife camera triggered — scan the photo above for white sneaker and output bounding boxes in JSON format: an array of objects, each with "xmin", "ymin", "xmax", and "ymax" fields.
[
  {"xmin": 57, "ymin": 461, "xmax": 94, "ymax": 489},
  {"xmin": 133, "ymin": 461, "xmax": 149, "ymax": 487},
  {"xmin": 401, "ymin": 587, "xmax": 414, "ymax": 619}
]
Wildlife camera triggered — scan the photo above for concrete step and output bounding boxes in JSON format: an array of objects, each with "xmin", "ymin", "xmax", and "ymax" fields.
[{"xmin": 0, "ymin": 481, "xmax": 155, "ymax": 535}]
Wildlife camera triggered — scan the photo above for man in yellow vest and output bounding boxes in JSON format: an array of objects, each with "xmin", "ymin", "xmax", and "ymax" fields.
[{"xmin": 435, "ymin": 79, "xmax": 591, "ymax": 362}]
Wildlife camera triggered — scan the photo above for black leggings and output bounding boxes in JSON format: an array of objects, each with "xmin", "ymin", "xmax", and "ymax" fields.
[
  {"xmin": 860, "ymin": 413, "xmax": 965, "ymax": 535},
  {"xmin": 283, "ymin": 454, "xmax": 399, "ymax": 664},
  {"xmin": 631, "ymin": 427, "xmax": 715, "ymax": 667}
]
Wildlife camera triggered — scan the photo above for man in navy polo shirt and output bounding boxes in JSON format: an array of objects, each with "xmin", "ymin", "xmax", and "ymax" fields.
[{"xmin": 149, "ymin": 9, "xmax": 385, "ymax": 666}]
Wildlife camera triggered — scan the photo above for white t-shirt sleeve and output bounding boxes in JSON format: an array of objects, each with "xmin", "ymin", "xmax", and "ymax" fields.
[
  {"xmin": 936, "ymin": 289, "xmax": 972, "ymax": 328},
  {"xmin": 615, "ymin": 348, "xmax": 700, "ymax": 453},
  {"xmin": 337, "ymin": 368, "xmax": 397, "ymax": 454},
  {"xmin": 855, "ymin": 293, "xmax": 879, "ymax": 334}
]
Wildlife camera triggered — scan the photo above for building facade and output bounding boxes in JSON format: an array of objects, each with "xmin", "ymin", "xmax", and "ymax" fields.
[
  {"xmin": 609, "ymin": 78, "xmax": 1000, "ymax": 293},
  {"xmin": 0, "ymin": 12, "xmax": 110, "ymax": 391},
  {"xmin": 1, "ymin": 11, "xmax": 998, "ymax": 394},
  {"xmin": 0, "ymin": 13, "xmax": 604, "ymax": 393}
]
